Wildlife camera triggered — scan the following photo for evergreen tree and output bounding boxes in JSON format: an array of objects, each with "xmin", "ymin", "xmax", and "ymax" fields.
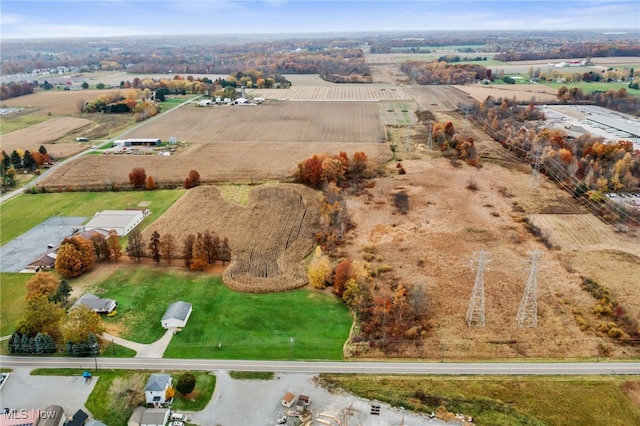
[
  {"xmin": 79, "ymin": 341, "xmax": 89, "ymax": 357},
  {"xmin": 2, "ymin": 151, "xmax": 10, "ymax": 172},
  {"xmin": 219, "ymin": 237, "xmax": 231, "ymax": 264},
  {"xmin": 10, "ymin": 150, "xmax": 22, "ymax": 169},
  {"xmin": 38, "ymin": 145, "xmax": 47, "ymax": 155},
  {"xmin": 44, "ymin": 334, "xmax": 57, "ymax": 353},
  {"xmin": 23, "ymin": 150, "xmax": 35, "ymax": 170},
  {"xmin": 34, "ymin": 332, "xmax": 45, "ymax": 354},
  {"xmin": 20, "ymin": 334, "xmax": 29, "ymax": 354},
  {"xmin": 8, "ymin": 332, "xmax": 19, "ymax": 353},
  {"xmin": 71, "ymin": 343, "xmax": 81, "ymax": 357},
  {"xmin": 53, "ymin": 279, "xmax": 72, "ymax": 305},
  {"xmin": 88, "ymin": 333, "xmax": 99, "ymax": 356},
  {"xmin": 27, "ymin": 336, "xmax": 35, "ymax": 354}
]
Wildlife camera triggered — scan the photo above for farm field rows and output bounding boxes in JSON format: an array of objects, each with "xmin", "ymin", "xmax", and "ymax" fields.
[
  {"xmin": 127, "ymin": 101, "xmax": 385, "ymax": 143},
  {"xmin": 0, "ymin": 117, "xmax": 92, "ymax": 158},
  {"xmin": 143, "ymin": 184, "xmax": 321, "ymax": 293}
]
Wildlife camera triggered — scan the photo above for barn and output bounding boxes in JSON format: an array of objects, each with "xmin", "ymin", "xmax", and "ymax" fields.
[
  {"xmin": 113, "ymin": 138, "xmax": 161, "ymax": 147},
  {"xmin": 84, "ymin": 210, "xmax": 145, "ymax": 236}
]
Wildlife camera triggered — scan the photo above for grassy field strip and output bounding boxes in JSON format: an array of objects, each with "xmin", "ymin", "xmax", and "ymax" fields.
[{"xmin": 319, "ymin": 374, "xmax": 640, "ymax": 426}]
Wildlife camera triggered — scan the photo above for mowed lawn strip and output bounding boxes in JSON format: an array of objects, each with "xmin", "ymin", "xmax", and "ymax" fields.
[
  {"xmin": 0, "ymin": 273, "xmax": 30, "ymax": 335},
  {"xmin": 96, "ymin": 267, "xmax": 352, "ymax": 360},
  {"xmin": 0, "ymin": 190, "xmax": 185, "ymax": 245},
  {"xmin": 319, "ymin": 374, "xmax": 640, "ymax": 426}
]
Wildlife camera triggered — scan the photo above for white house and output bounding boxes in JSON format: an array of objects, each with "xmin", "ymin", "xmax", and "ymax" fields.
[
  {"xmin": 144, "ymin": 374, "xmax": 172, "ymax": 406},
  {"xmin": 140, "ymin": 408, "xmax": 170, "ymax": 426},
  {"xmin": 84, "ymin": 210, "xmax": 145, "ymax": 236},
  {"xmin": 161, "ymin": 301, "xmax": 193, "ymax": 329}
]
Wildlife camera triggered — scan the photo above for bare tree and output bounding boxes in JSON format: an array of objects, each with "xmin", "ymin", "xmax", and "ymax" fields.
[
  {"xmin": 126, "ymin": 230, "xmax": 145, "ymax": 262},
  {"xmin": 160, "ymin": 233, "xmax": 177, "ymax": 266}
]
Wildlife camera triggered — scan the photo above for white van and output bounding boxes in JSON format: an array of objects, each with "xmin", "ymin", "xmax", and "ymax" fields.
[{"xmin": 171, "ymin": 412, "xmax": 187, "ymax": 421}]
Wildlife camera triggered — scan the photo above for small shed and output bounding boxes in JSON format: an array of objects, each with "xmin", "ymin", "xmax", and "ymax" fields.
[
  {"xmin": 161, "ymin": 301, "xmax": 192, "ymax": 329},
  {"xmin": 282, "ymin": 391, "xmax": 296, "ymax": 407},
  {"xmin": 64, "ymin": 409, "xmax": 88, "ymax": 426},
  {"xmin": 37, "ymin": 405, "xmax": 64, "ymax": 426}
]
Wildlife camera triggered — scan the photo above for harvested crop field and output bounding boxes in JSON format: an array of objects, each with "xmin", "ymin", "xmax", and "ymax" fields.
[
  {"xmin": 1, "ymin": 89, "xmax": 105, "ymax": 115},
  {"xmin": 126, "ymin": 101, "xmax": 384, "ymax": 143},
  {"xmin": 37, "ymin": 141, "xmax": 390, "ymax": 188},
  {"xmin": 454, "ymin": 84, "xmax": 558, "ymax": 103},
  {"xmin": 1, "ymin": 117, "xmax": 92, "ymax": 158},
  {"xmin": 142, "ymin": 184, "xmax": 321, "ymax": 292}
]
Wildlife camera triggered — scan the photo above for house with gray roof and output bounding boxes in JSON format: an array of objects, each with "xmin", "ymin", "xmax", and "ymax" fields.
[
  {"xmin": 140, "ymin": 408, "xmax": 170, "ymax": 426},
  {"xmin": 74, "ymin": 293, "xmax": 117, "ymax": 314},
  {"xmin": 161, "ymin": 301, "xmax": 192, "ymax": 329},
  {"xmin": 144, "ymin": 374, "xmax": 172, "ymax": 406}
]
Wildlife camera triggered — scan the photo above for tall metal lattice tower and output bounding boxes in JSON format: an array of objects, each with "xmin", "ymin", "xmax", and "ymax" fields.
[
  {"xmin": 516, "ymin": 250, "xmax": 540, "ymax": 328},
  {"xmin": 466, "ymin": 250, "xmax": 490, "ymax": 327},
  {"xmin": 528, "ymin": 145, "xmax": 542, "ymax": 190}
]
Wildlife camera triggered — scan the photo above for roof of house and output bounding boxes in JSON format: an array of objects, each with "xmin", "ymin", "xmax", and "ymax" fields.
[
  {"xmin": 140, "ymin": 408, "xmax": 169, "ymax": 425},
  {"xmin": 84, "ymin": 210, "xmax": 143, "ymax": 230},
  {"xmin": 65, "ymin": 409, "xmax": 89, "ymax": 426},
  {"xmin": 75, "ymin": 293, "xmax": 116, "ymax": 312},
  {"xmin": 161, "ymin": 301, "xmax": 192, "ymax": 322},
  {"xmin": 144, "ymin": 373, "xmax": 172, "ymax": 392}
]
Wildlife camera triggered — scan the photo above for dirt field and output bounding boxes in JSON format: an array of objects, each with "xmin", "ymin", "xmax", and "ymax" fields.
[
  {"xmin": 126, "ymin": 101, "xmax": 385, "ymax": 143},
  {"xmin": 142, "ymin": 184, "xmax": 321, "ymax": 293},
  {"xmin": 0, "ymin": 117, "xmax": 92, "ymax": 158},
  {"xmin": 454, "ymin": 84, "xmax": 559, "ymax": 103}
]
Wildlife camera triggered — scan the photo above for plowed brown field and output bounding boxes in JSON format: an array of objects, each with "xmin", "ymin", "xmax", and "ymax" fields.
[
  {"xmin": 1, "ymin": 117, "xmax": 92, "ymax": 158},
  {"xmin": 142, "ymin": 184, "xmax": 321, "ymax": 293}
]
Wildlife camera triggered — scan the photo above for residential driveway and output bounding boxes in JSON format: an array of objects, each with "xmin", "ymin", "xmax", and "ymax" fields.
[
  {"xmin": 102, "ymin": 327, "xmax": 176, "ymax": 358},
  {"xmin": 188, "ymin": 371, "xmax": 447, "ymax": 426},
  {"xmin": 0, "ymin": 367, "xmax": 96, "ymax": 414}
]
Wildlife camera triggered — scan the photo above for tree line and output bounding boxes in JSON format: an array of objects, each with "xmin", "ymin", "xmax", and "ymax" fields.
[
  {"xmin": 400, "ymin": 61, "xmax": 489, "ymax": 85},
  {"xmin": 126, "ymin": 229, "xmax": 231, "ymax": 270}
]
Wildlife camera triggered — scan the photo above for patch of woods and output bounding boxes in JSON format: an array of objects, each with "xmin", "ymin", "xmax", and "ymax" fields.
[
  {"xmin": 400, "ymin": 61, "xmax": 490, "ymax": 85},
  {"xmin": 8, "ymin": 271, "xmax": 104, "ymax": 357},
  {"xmin": 469, "ymin": 96, "xmax": 640, "ymax": 224},
  {"xmin": 493, "ymin": 42, "xmax": 640, "ymax": 62},
  {"xmin": 295, "ymin": 151, "xmax": 430, "ymax": 355},
  {"xmin": 81, "ymin": 89, "xmax": 161, "ymax": 122},
  {"xmin": 557, "ymin": 86, "xmax": 640, "ymax": 117},
  {"xmin": 431, "ymin": 121, "xmax": 479, "ymax": 167},
  {"xmin": 1, "ymin": 145, "xmax": 52, "ymax": 189}
]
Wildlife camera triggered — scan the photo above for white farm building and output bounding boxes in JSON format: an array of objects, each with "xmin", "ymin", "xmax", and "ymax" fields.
[
  {"xmin": 84, "ymin": 210, "xmax": 147, "ymax": 236},
  {"xmin": 161, "ymin": 301, "xmax": 193, "ymax": 329}
]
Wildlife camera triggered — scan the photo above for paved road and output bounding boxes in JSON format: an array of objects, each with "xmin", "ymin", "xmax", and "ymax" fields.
[{"xmin": 2, "ymin": 356, "xmax": 639, "ymax": 375}]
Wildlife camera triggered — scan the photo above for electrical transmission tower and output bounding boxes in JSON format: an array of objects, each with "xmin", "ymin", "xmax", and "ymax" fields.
[
  {"xmin": 516, "ymin": 250, "xmax": 540, "ymax": 328},
  {"xmin": 466, "ymin": 250, "xmax": 490, "ymax": 327},
  {"xmin": 528, "ymin": 145, "xmax": 542, "ymax": 190}
]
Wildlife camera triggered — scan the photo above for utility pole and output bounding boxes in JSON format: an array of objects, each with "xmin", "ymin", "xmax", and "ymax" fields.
[
  {"xmin": 466, "ymin": 250, "xmax": 490, "ymax": 327},
  {"xmin": 517, "ymin": 250, "xmax": 540, "ymax": 328}
]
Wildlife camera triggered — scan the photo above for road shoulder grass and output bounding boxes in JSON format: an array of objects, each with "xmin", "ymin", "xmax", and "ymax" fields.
[{"xmin": 319, "ymin": 374, "xmax": 640, "ymax": 426}]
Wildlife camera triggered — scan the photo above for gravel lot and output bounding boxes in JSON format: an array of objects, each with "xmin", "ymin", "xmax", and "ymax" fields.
[{"xmin": 188, "ymin": 371, "xmax": 447, "ymax": 426}]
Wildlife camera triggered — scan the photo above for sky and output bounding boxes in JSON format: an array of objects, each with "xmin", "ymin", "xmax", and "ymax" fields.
[{"xmin": 1, "ymin": 0, "xmax": 639, "ymax": 40}]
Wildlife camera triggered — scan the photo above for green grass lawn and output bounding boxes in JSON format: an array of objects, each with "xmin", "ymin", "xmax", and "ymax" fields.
[
  {"xmin": 96, "ymin": 266, "xmax": 352, "ymax": 360},
  {"xmin": 0, "ymin": 273, "xmax": 30, "ymax": 335},
  {"xmin": 320, "ymin": 374, "xmax": 640, "ymax": 426},
  {"xmin": 0, "ymin": 190, "xmax": 185, "ymax": 245},
  {"xmin": 541, "ymin": 81, "xmax": 640, "ymax": 96},
  {"xmin": 0, "ymin": 114, "xmax": 51, "ymax": 134},
  {"xmin": 31, "ymin": 368, "xmax": 215, "ymax": 426}
]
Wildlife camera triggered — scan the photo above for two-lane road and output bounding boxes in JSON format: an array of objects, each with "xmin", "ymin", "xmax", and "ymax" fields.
[{"xmin": 2, "ymin": 356, "xmax": 639, "ymax": 375}]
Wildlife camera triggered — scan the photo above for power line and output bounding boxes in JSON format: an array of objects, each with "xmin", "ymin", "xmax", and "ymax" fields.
[
  {"xmin": 516, "ymin": 250, "xmax": 540, "ymax": 328},
  {"xmin": 466, "ymin": 250, "xmax": 490, "ymax": 327}
]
